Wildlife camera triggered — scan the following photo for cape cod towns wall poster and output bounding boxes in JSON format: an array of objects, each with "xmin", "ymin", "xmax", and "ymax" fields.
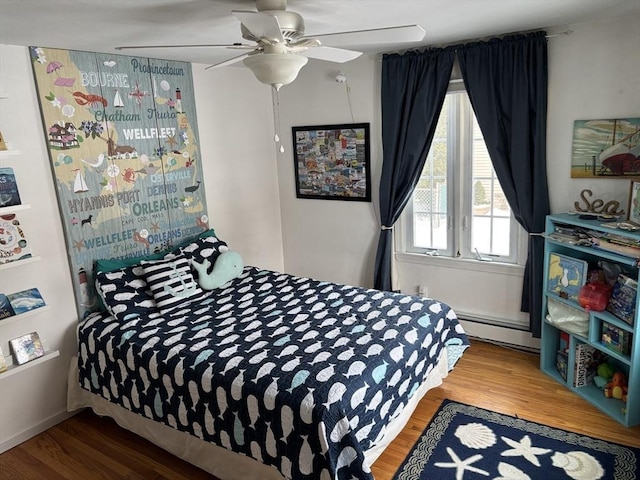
[{"xmin": 30, "ymin": 47, "xmax": 208, "ymax": 318}]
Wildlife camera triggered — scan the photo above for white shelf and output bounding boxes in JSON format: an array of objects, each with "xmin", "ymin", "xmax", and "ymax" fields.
[
  {"xmin": 0, "ymin": 149, "xmax": 20, "ymax": 157},
  {"xmin": 0, "ymin": 350, "xmax": 60, "ymax": 379},
  {"xmin": 0, "ymin": 305, "xmax": 51, "ymax": 326},
  {"xmin": 0, "ymin": 256, "xmax": 42, "ymax": 270},
  {"xmin": 0, "ymin": 203, "xmax": 31, "ymax": 215}
]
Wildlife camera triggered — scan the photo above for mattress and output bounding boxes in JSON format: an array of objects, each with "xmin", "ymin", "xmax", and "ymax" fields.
[
  {"xmin": 74, "ymin": 266, "xmax": 469, "ymax": 480},
  {"xmin": 68, "ymin": 347, "xmax": 451, "ymax": 480}
]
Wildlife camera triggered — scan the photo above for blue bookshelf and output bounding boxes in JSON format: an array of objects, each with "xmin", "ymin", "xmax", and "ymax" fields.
[{"xmin": 540, "ymin": 214, "xmax": 639, "ymax": 427}]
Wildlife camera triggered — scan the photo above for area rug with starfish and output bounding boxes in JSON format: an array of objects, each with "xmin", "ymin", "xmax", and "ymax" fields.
[{"xmin": 393, "ymin": 399, "xmax": 639, "ymax": 480}]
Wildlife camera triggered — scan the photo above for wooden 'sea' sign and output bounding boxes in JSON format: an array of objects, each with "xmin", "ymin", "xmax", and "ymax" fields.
[{"xmin": 574, "ymin": 189, "xmax": 624, "ymax": 215}]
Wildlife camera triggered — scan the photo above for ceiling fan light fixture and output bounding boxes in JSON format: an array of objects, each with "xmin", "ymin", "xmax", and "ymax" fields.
[{"xmin": 243, "ymin": 53, "xmax": 308, "ymax": 90}]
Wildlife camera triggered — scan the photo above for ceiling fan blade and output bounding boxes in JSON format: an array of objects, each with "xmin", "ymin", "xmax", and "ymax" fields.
[
  {"xmin": 232, "ymin": 10, "xmax": 285, "ymax": 43},
  {"xmin": 115, "ymin": 43, "xmax": 253, "ymax": 51},
  {"xmin": 204, "ymin": 53, "xmax": 252, "ymax": 70},
  {"xmin": 306, "ymin": 24, "xmax": 425, "ymax": 48},
  {"xmin": 302, "ymin": 46, "xmax": 362, "ymax": 63}
]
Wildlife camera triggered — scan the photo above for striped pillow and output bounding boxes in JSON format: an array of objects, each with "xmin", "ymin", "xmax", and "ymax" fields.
[{"xmin": 141, "ymin": 255, "xmax": 203, "ymax": 314}]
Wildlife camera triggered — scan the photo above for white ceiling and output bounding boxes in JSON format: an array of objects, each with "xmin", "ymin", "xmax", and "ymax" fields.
[{"xmin": 0, "ymin": 0, "xmax": 638, "ymax": 66}]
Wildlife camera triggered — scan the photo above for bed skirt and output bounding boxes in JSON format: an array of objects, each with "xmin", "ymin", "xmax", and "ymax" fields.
[{"xmin": 67, "ymin": 349, "xmax": 450, "ymax": 480}]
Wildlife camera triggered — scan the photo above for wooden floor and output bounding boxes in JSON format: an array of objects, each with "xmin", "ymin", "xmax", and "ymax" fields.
[{"xmin": 2, "ymin": 339, "xmax": 639, "ymax": 479}]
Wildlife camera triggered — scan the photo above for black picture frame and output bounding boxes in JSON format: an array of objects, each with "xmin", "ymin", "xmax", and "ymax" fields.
[
  {"xmin": 292, "ymin": 123, "xmax": 371, "ymax": 202},
  {"xmin": 627, "ymin": 180, "xmax": 640, "ymax": 226}
]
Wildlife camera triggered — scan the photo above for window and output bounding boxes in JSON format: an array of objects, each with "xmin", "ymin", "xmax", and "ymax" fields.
[{"xmin": 402, "ymin": 90, "xmax": 523, "ymax": 264}]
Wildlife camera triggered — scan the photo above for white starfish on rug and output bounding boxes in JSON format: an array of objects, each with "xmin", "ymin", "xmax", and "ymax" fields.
[
  {"xmin": 501, "ymin": 434, "xmax": 551, "ymax": 466},
  {"xmin": 434, "ymin": 447, "xmax": 489, "ymax": 479}
]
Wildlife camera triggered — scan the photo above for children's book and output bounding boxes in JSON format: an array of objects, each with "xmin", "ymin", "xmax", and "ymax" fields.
[
  {"xmin": 7, "ymin": 288, "xmax": 45, "ymax": 314},
  {"xmin": 607, "ymin": 273, "xmax": 637, "ymax": 326},
  {"xmin": 547, "ymin": 252, "xmax": 588, "ymax": 302},
  {"xmin": 9, "ymin": 332, "xmax": 45, "ymax": 365},
  {"xmin": 0, "ymin": 293, "xmax": 15, "ymax": 319},
  {"xmin": 573, "ymin": 343, "xmax": 604, "ymax": 387},
  {"xmin": 0, "ymin": 213, "xmax": 32, "ymax": 264},
  {"xmin": 0, "ymin": 167, "xmax": 21, "ymax": 207}
]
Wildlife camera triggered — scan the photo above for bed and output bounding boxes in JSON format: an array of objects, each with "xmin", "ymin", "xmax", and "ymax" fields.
[{"xmin": 67, "ymin": 231, "xmax": 469, "ymax": 480}]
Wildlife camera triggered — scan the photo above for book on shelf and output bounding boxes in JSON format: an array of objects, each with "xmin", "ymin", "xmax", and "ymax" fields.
[
  {"xmin": 556, "ymin": 350, "xmax": 568, "ymax": 381},
  {"xmin": 549, "ymin": 223, "xmax": 591, "ymax": 246},
  {"xmin": 0, "ymin": 213, "xmax": 32, "ymax": 264},
  {"xmin": 607, "ymin": 273, "xmax": 637, "ymax": 327},
  {"xmin": 574, "ymin": 343, "xmax": 605, "ymax": 388},
  {"xmin": 0, "ymin": 167, "xmax": 21, "ymax": 207},
  {"xmin": 602, "ymin": 321, "xmax": 632, "ymax": 356},
  {"xmin": 547, "ymin": 252, "xmax": 588, "ymax": 302},
  {"xmin": 9, "ymin": 331, "xmax": 45, "ymax": 365},
  {"xmin": 550, "ymin": 221, "xmax": 640, "ymax": 258},
  {"xmin": 7, "ymin": 288, "xmax": 45, "ymax": 315},
  {"xmin": 549, "ymin": 232, "xmax": 582, "ymax": 245},
  {"xmin": 0, "ymin": 293, "xmax": 16, "ymax": 319},
  {"xmin": 591, "ymin": 237, "xmax": 640, "ymax": 259}
]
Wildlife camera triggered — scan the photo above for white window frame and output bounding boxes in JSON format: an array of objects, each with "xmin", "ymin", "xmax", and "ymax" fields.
[{"xmin": 399, "ymin": 83, "xmax": 527, "ymax": 267}]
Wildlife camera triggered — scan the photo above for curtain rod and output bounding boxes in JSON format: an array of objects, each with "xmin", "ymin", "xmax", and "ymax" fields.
[
  {"xmin": 546, "ymin": 29, "xmax": 574, "ymax": 38},
  {"xmin": 378, "ymin": 29, "xmax": 574, "ymax": 59}
]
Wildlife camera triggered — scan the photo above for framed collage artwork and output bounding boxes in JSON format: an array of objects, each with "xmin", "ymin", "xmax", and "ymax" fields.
[{"xmin": 292, "ymin": 123, "xmax": 371, "ymax": 202}]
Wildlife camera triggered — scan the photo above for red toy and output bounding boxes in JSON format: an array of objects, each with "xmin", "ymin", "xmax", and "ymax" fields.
[
  {"xmin": 578, "ymin": 283, "xmax": 612, "ymax": 311},
  {"xmin": 604, "ymin": 372, "xmax": 628, "ymax": 402}
]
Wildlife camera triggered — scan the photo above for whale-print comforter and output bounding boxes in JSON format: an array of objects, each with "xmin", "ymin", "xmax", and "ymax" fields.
[{"xmin": 77, "ymin": 267, "xmax": 469, "ymax": 480}]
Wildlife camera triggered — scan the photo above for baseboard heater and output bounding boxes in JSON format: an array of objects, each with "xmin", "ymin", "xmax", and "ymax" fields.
[
  {"xmin": 455, "ymin": 310, "xmax": 529, "ymax": 331},
  {"xmin": 455, "ymin": 310, "xmax": 540, "ymax": 354},
  {"xmin": 466, "ymin": 335, "xmax": 540, "ymax": 354}
]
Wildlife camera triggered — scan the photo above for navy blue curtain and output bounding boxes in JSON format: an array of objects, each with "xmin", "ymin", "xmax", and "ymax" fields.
[
  {"xmin": 457, "ymin": 32, "xmax": 550, "ymax": 337},
  {"xmin": 373, "ymin": 48, "xmax": 455, "ymax": 291}
]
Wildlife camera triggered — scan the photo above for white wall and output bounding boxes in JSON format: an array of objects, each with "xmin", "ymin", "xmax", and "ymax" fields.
[
  {"xmin": 275, "ymin": 15, "xmax": 639, "ymax": 347},
  {"xmin": 546, "ymin": 16, "xmax": 638, "ymax": 212},
  {"xmin": 0, "ymin": 44, "xmax": 283, "ymax": 451},
  {"xmin": 192, "ymin": 65, "xmax": 284, "ymax": 271},
  {"xmin": 0, "ymin": 44, "xmax": 78, "ymax": 452},
  {"xmin": 276, "ymin": 57, "xmax": 382, "ymax": 286}
]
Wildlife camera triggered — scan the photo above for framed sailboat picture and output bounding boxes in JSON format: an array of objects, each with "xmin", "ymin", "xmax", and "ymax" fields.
[{"xmin": 570, "ymin": 117, "xmax": 640, "ymax": 178}]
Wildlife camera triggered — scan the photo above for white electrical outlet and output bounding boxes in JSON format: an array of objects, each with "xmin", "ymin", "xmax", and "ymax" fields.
[{"xmin": 418, "ymin": 285, "xmax": 428, "ymax": 297}]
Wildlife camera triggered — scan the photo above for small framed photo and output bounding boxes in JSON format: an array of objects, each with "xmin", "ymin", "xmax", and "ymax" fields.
[
  {"xmin": 9, "ymin": 332, "xmax": 45, "ymax": 365},
  {"xmin": 627, "ymin": 180, "xmax": 640, "ymax": 226}
]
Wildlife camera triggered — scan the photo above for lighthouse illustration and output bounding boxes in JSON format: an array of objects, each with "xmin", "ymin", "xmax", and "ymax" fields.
[
  {"xmin": 175, "ymin": 87, "xmax": 182, "ymax": 113},
  {"xmin": 78, "ymin": 267, "xmax": 90, "ymax": 305}
]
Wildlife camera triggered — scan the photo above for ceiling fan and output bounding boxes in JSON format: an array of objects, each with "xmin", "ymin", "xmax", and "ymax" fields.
[{"xmin": 116, "ymin": 0, "xmax": 425, "ymax": 90}]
